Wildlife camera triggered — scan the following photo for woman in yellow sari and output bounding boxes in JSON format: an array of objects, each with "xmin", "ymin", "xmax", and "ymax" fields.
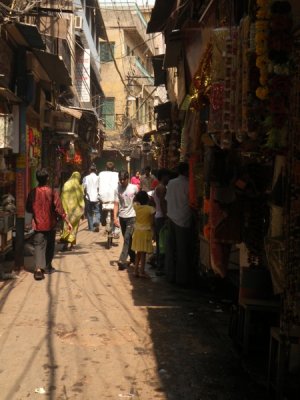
[{"xmin": 60, "ymin": 171, "xmax": 85, "ymax": 250}]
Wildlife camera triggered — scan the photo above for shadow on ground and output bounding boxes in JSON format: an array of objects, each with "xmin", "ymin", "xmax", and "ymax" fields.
[{"xmin": 126, "ymin": 265, "xmax": 268, "ymax": 400}]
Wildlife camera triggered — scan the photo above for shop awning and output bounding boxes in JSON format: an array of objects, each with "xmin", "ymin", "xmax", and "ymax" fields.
[
  {"xmin": 146, "ymin": 0, "xmax": 176, "ymax": 33},
  {"xmin": 152, "ymin": 55, "xmax": 166, "ymax": 86},
  {"xmin": 33, "ymin": 50, "xmax": 72, "ymax": 86},
  {"xmin": 69, "ymin": 106, "xmax": 105, "ymax": 131},
  {"xmin": 58, "ymin": 105, "xmax": 82, "ymax": 119},
  {"xmin": 164, "ymin": 31, "xmax": 183, "ymax": 68},
  {"xmin": 68, "ymin": 106, "xmax": 98, "ymax": 121},
  {"xmin": 5, "ymin": 22, "xmax": 45, "ymax": 49},
  {"xmin": 0, "ymin": 87, "xmax": 22, "ymax": 103}
]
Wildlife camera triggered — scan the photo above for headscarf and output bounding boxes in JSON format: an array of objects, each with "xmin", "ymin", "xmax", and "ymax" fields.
[{"xmin": 61, "ymin": 171, "xmax": 85, "ymax": 220}]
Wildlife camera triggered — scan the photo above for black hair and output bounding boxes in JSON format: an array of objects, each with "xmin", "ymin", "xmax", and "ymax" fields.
[
  {"xmin": 144, "ymin": 166, "xmax": 151, "ymax": 172},
  {"xmin": 178, "ymin": 162, "xmax": 189, "ymax": 176},
  {"xmin": 119, "ymin": 170, "xmax": 129, "ymax": 180},
  {"xmin": 135, "ymin": 190, "xmax": 149, "ymax": 205},
  {"xmin": 157, "ymin": 168, "xmax": 170, "ymax": 181},
  {"xmin": 36, "ymin": 168, "xmax": 49, "ymax": 186},
  {"xmin": 106, "ymin": 161, "xmax": 115, "ymax": 171}
]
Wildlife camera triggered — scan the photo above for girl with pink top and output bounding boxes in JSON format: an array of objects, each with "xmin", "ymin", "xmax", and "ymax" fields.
[{"xmin": 130, "ymin": 171, "xmax": 140, "ymax": 189}]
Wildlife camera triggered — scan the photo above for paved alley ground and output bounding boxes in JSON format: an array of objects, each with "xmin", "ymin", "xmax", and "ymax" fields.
[{"xmin": 0, "ymin": 221, "xmax": 267, "ymax": 400}]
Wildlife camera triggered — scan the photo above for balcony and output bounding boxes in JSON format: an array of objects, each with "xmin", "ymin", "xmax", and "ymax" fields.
[
  {"xmin": 38, "ymin": 0, "xmax": 73, "ymax": 12},
  {"xmin": 134, "ymin": 58, "xmax": 154, "ymax": 85},
  {"xmin": 120, "ymin": 56, "xmax": 154, "ymax": 87}
]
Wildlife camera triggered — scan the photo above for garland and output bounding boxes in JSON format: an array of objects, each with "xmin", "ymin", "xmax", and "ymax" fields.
[
  {"xmin": 190, "ymin": 43, "xmax": 212, "ymax": 112},
  {"xmin": 255, "ymin": 0, "xmax": 270, "ymax": 100},
  {"xmin": 265, "ymin": 0, "xmax": 292, "ymax": 148},
  {"xmin": 255, "ymin": 0, "xmax": 293, "ymax": 149}
]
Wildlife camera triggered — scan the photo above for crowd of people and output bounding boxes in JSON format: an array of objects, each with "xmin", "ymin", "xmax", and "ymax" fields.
[{"xmin": 26, "ymin": 162, "xmax": 194, "ymax": 286}]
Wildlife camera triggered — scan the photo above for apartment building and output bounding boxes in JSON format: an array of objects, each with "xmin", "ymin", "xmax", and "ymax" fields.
[
  {"xmin": 99, "ymin": 1, "xmax": 159, "ymax": 171},
  {"xmin": 0, "ymin": 0, "xmax": 106, "ymax": 263}
]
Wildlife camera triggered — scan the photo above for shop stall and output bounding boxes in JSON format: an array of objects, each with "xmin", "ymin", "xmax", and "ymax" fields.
[
  {"xmin": 178, "ymin": 2, "xmax": 299, "ymax": 366},
  {"xmin": 0, "ymin": 113, "xmax": 16, "ymax": 256}
]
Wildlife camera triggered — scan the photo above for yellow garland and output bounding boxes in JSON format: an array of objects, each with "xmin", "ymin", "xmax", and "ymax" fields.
[
  {"xmin": 255, "ymin": 0, "xmax": 271, "ymax": 100},
  {"xmin": 257, "ymin": 0, "xmax": 269, "ymax": 6},
  {"xmin": 256, "ymin": 86, "xmax": 269, "ymax": 100},
  {"xmin": 256, "ymin": 8, "xmax": 270, "ymax": 19},
  {"xmin": 256, "ymin": 55, "xmax": 268, "ymax": 68},
  {"xmin": 255, "ymin": 20, "xmax": 269, "ymax": 30}
]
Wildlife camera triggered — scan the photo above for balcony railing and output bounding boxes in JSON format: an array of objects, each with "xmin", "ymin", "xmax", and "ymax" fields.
[{"xmin": 135, "ymin": 58, "xmax": 154, "ymax": 85}]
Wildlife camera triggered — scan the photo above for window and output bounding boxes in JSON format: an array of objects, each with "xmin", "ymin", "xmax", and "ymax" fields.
[
  {"xmin": 100, "ymin": 42, "xmax": 115, "ymax": 62},
  {"xmin": 102, "ymin": 97, "xmax": 115, "ymax": 130}
]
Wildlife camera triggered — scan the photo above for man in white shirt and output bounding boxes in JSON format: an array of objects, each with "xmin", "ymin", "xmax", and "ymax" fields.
[
  {"xmin": 165, "ymin": 162, "xmax": 192, "ymax": 285},
  {"xmin": 98, "ymin": 161, "xmax": 119, "ymax": 204},
  {"xmin": 82, "ymin": 164, "xmax": 100, "ymax": 231},
  {"xmin": 114, "ymin": 170, "xmax": 138, "ymax": 270}
]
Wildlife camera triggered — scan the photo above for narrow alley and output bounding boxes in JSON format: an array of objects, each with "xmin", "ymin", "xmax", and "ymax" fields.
[{"xmin": 0, "ymin": 222, "xmax": 266, "ymax": 400}]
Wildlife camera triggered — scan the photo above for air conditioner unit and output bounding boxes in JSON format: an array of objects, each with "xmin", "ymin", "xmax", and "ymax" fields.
[{"xmin": 74, "ymin": 16, "xmax": 83, "ymax": 30}]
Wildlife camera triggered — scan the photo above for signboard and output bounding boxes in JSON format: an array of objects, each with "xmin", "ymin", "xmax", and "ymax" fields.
[
  {"xmin": 16, "ymin": 171, "xmax": 25, "ymax": 217},
  {"xmin": 76, "ymin": 48, "xmax": 90, "ymax": 103}
]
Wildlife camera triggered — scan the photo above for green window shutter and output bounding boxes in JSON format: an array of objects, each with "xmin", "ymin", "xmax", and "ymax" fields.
[
  {"xmin": 100, "ymin": 42, "xmax": 115, "ymax": 62},
  {"xmin": 102, "ymin": 98, "xmax": 115, "ymax": 130}
]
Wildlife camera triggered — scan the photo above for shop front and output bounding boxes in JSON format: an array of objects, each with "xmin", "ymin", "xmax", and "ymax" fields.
[{"xmin": 149, "ymin": 0, "xmax": 300, "ymax": 396}]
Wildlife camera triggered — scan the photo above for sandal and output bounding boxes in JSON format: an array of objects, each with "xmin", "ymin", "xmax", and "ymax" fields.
[
  {"xmin": 34, "ymin": 269, "xmax": 44, "ymax": 281},
  {"xmin": 44, "ymin": 266, "xmax": 56, "ymax": 274}
]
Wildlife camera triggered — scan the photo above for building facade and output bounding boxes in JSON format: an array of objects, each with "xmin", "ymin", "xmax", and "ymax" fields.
[
  {"xmin": 0, "ymin": 0, "xmax": 105, "ymax": 265},
  {"xmin": 99, "ymin": 2, "xmax": 162, "ymax": 173}
]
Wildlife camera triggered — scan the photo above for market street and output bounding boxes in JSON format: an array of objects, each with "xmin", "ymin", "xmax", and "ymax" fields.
[{"xmin": 0, "ymin": 221, "xmax": 266, "ymax": 400}]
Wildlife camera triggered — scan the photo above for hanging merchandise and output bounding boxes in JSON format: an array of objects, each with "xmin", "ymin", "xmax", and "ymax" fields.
[
  {"xmin": 211, "ymin": 28, "xmax": 229, "ymax": 82},
  {"xmin": 254, "ymin": 0, "xmax": 293, "ymax": 149},
  {"xmin": 255, "ymin": 0, "xmax": 270, "ymax": 101},
  {"xmin": 208, "ymin": 83, "xmax": 224, "ymax": 133},
  {"xmin": 208, "ymin": 29, "xmax": 228, "ymax": 134},
  {"xmin": 190, "ymin": 43, "xmax": 212, "ymax": 113},
  {"xmin": 240, "ymin": 17, "xmax": 251, "ymax": 133},
  {"xmin": 27, "ymin": 127, "xmax": 41, "ymax": 167},
  {"xmin": 188, "ymin": 154, "xmax": 203, "ymax": 210},
  {"xmin": 64, "ymin": 140, "xmax": 82, "ymax": 165},
  {"xmin": 69, "ymin": 140, "xmax": 75, "ymax": 157},
  {"xmin": 224, "ymin": 28, "xmax": 238, "ymax": 132},
  {"xmin": 281, "ymin": 44, "xmax": 300, "ymax": 333},
  {"xmin": 0, "ymin": 114, "xmax": 14, "ymax": 149}
]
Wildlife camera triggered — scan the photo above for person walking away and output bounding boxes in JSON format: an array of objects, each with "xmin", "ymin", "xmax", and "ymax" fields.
[
  {"xmin": 60, "ymin": 171, "xmax": 85, "ymax": 251},
  {"xmin": 114, "ymin": 170, "xmax": 138, "ymax": 270},
  {"xmin": 26, "ymin": 168, "xmax": 72, "ymax": 280},
  {"xmin": 165, "ymin": 162, "xmax": 192, "ymax": 286},
  {"xmin": 98, "ymin": 161, "xmax": 119, "ymax": 233},
  {"xmin": 131, "ymin": 191, "xmax": 155, "ymax": 278},
  {"xmin": 98, "ymin": 161, "xmax": 119, "ymax": 203},
  {"xmin": 130, "ymin": 170, "xmax": 141, "ymax": 190},
  {"xmin": 152, "ymin": 168, "xmax": 170, "ymax": 275},
  {"xmin": 151, "ymin": 169, "xmax": 159, "ymax": 190},
  {"xmin": 140, "ymin": 166, "xmax": 155, "ymax": 192},
  {"xmin": 83, "ymin": 164, "xmax": 100, "ymax": 231}
]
